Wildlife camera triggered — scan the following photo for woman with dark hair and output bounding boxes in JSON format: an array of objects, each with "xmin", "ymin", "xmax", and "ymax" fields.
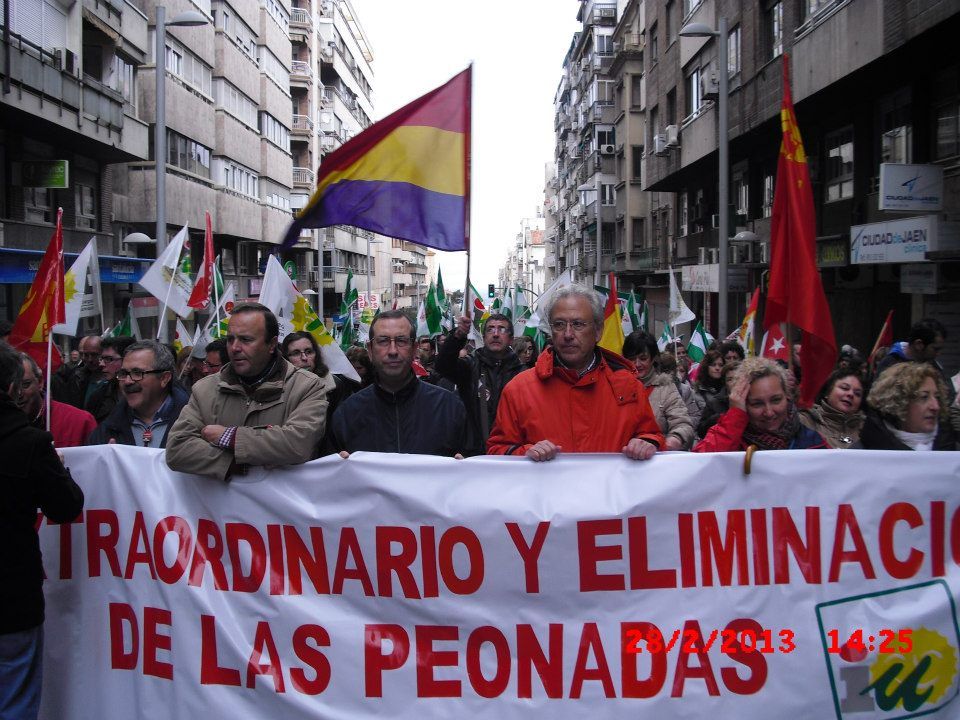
[
  {"xmin": 694, "ymin": 348, "xmax": 725, "ymax": 409},
  {"xmin": 622, "ymin": 331, "xmax": 695, "ymax": 450},
  {"xmin": 697, "ymin": 358, "xmax": 738, "ymax": 438},
  {"xmin": 694, "ymin": 357, "xmax": 827, "ymax": 452},
  {"xmin": 799, "ymin": 369, "xmax": 865, "ymax": 448},
  {"xmin": 511, "ymin": 336, "xmax": 537, "ymax": 369},
  {"xmin": 345, "ymin": 346, "xmax": 373, "ymax": 389},
  {"xmin": 858, "ymin": 363, "xmax": 957, "ymax": 451}
]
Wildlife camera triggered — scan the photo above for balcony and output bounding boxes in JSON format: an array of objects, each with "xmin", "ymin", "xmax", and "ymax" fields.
[
  {"xmin": 290, "ymin": 7, "xmax": 312, "ymax": 31},
  {"xmin": 290, "ymin": 60, "xmax": 312, "ymax": 83},
  {"xmin": 291, "ymin": 114, "xmax": 313, "ymax": 135},
  {"xmin": 633, "ymin": 247, "xmax": 662, "ymax": 271},
  {"xmin": 292, "ymin": 167, "xmax": 315, "ymax": 187}
]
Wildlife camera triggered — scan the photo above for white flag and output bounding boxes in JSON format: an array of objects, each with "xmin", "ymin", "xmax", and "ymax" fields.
[
  {"xmin": 528, "ymin": 268, "xmax": 574, "ymax": 334},
  {"xmin": 259, "ymin": 256, "xmax": 360, "ymax": 382},
  {"xmin": 667, "ymin": 267, "xmax": 696, "ymax": 327},
  {"xmin": 191, "ymin": 283, "xmax": 236, "ymax": 358},
  {"xmin": 137, "ymin": 226, "xmax": 194, "ymax": 319},
  {"xmin": 53, "ymin": 237, "xmax": 102, "ymax": 336}
]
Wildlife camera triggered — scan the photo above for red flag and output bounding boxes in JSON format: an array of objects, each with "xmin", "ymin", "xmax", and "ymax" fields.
[
  {"xmin": 598, "ymin": 272, "xmax": 625, "ymax": 354},
  {"xmin": 8, "ymin": 208, "xmax": 66, "ymax": 373},
  {"xmin": 763, "ymin": 55, "xmax": 836, "ymax": 408},
  {"xmin": 760, "ymin": 323, "xmax": 790, "ymax": 361},
  {"xmin": 187, "ymin": 212, "xmax": 215, "ymax": 310},
  {"xmin": 868, "ymin": 310, "xmax": 894, "ymax": 366}
]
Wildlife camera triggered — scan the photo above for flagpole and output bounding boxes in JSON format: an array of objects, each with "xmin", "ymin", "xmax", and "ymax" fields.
[
  {"xmin": 45, "ymin": 332, "xmax": 53, "ymax": 433},
  {"xmin": 156, "ymin": 273, "xmax": 177, "ymax": 340},
  {"xmin": 213, "ymin": 255, "xmax": 221, "ymax": 339},
  {"xmin": 462, "ymin": 62, "xmax": 473, "ymax": 327}
]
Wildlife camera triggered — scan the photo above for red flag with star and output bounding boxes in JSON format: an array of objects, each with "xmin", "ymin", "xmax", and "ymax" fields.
[
  {"xmin": 763, "ymin": 54, "xmax": 836, "ymax": 407},
  {"xmin": 8, "ymin": 208, "xmax": 66, "ymax": 373},
  {"xmin": 761, "ymin": 323, "xmax": 789, "ymax": 361}
]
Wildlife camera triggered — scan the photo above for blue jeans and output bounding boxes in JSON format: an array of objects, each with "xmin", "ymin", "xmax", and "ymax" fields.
[{"xmin": 0, "ymin": 626, "xmax": 42, "ymax": 720}]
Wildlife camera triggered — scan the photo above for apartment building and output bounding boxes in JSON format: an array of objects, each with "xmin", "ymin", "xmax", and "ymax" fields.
[
  {"xmin": 499, "ymin": 213, "xmax": 546, "ymax": 298},
  {"xmin": 643, "ymin": 0, "xmax": 960, "ymax": 367},
  {"xmin": 1, "ymin": 0, "xmax": 152, "ymax": 327}
]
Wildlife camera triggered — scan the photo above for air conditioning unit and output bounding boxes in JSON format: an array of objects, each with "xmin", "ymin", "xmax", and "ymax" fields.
[
  {"xmin": 653, "ymin": 133, "xmax": 668, "ymax": 155},
  {"xmin": 697, "ymin": 247, "xmax": 709, "ymax": 264},
  {"xmin": 665, "ymin": 124, "xmax": 679, "ymax": 147},
  {"xmin": 709, "ymin": 248, "xmax": 719, "ymax": 264},
  {"xmin": 700, "ymin": 71, "xmax": 719, "ymax": 101},
  {"xmin": 600, "ymin": 144, "xmax": 615, "ymax": 155},
  {"xmin": 55, "ymin": 48, "xmax": 79, "ymax": 77},
  {"xmin": 760, "ymin": 241, "xmax": 770, "ymax": 264}
]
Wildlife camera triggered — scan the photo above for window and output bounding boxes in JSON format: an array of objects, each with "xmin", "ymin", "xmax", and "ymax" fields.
[
  {"xmin": 602, "ymin": 184, "xmax": 616, "ymax": 206},
  {"xmin": 597, "ymin": 128, "xmax": 615, "ymax": 147},
  {"xmin": 153, "ymin": 129, "xmax": 211, "ymax": 178},
  {"xmin": 665, "ymin": 1, "xmax": 675, "ymax": 45},
  {"xmin": 679, "ymin": 191, "xmax": 688, "ymax": 236},
  {"xmin": 766, "ymin": 2, "xmax": 784, "ymax": 60},
  {"xmin": 258, "ymin": 46, "xmax": 290, "ymax": 91},
  {"xmin": 152, "ymin": 33, "xmax": 212, "ymax": 97},
  {"xmin": 261, "ymin": 179, "xmax": 291, "ymax": 211},
  {"xmin": 213, "ymin": 158, "xmax": 259, "ymax": 198},
  {"xmin": 111, "ymin": 54, "xmax": 135, "ymax": 105},
  {"xmin": 212, "ymin": 1, "xmax": 257, "ymax": 62},
  {"xmin": 631, "ymin": 217, "xmax": 645, "ymax": 250},
  {"xmin": 684, "ymin": 66, "xmax": 702, "ymax": 119},
  {"xmin": 213, "ymin": 79, "xmax": 258, "ymax": 129},
  {"xmin": 800, "ymin": 0, "xmax": 837, "ymax": 23},
  {"xmin": 631, "ymin": 74, "xmax": 643, "ymax": 108},
  {"xmin": 733, "ymin": 170, "xmax": 749, "ymax": 218},
  {"xmin": 631, "ymin": 145, "xmax": 643, "ymax": 180},
  {"xmin": 762, "ymin": 173, "xmax": 775, "ymax": 217},
  {"xmin": 595, "ymin": 33, "xmax": 614, "ymax": 55},
  {"xmin": 260, "ymin": 112, "xmax": 291, "ymax": 151},
  {"xmin": 260, "ymin": 0, "xmax": 289, "ymax": 32},
  {"xmin": 682, "ymin": 0, "xmax": 702, "ymax": 17},
  {"xmin": 649, "ymin": 23, "xmax": 658, "ymax": 63},
  {"xmin": 649, "ymin": 106, "xmax": 659, "ymax": 147},
  {"xmin": 728, "ymin": 25, "xmax": 741, "ymax": 77},
  {"xmin": 23, "ymin": 188, "xmax": 52, "ymax": 223},
  {"xmin": 75, "ymin": 183, "xmax": 96, "ymax": 229},
  {"xmin": 879, "ymin": 90, "xmax": 912, "ymax": 165},
  {"xmin": 6, "ymin": 0, "xmax": 66, "ymax": 51},
  {"xmin": 666, "ymin": 88, "xmax": 676, "ymax": 125},
  {"xmin": 825, "ymin": 127, "xmax": 854, "ymax": 202}
]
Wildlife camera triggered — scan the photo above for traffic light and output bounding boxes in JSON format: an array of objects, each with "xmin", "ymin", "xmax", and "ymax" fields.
[{"xmin": 487, "ymin": 283, "xmax": 495, "ymax": 298}]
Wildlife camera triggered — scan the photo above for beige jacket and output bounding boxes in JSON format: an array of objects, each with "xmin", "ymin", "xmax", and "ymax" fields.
[
  {"xmin": 166, "ymin": 355, "xmax": 332, "ymax": 480},
  {"xmin": 641, "ymin": 371, "xmax": 696, "ymax": 450}
]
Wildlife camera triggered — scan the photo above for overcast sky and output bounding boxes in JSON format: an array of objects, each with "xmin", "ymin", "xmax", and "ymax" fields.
[{"xmin": 357, "ymin": 0, "xmax": 581, "ymax": 294}]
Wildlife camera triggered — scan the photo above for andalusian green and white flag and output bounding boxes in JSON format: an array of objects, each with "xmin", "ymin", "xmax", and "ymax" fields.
[
  {"xmin": 513, "ymin": 286, "xmax": 531, "ymax": 336},
  {"xmin": 138, "ymin": 225, "xmax": 194, "ymax": 319},
  {"xmin": 424, "ymin": 279, "xmax": 443, "ymax": 337},
  {"xmin": 657, "ymin": 321, "xmax": 674, "ymax": 352},
  {"xmin": 639, "ymin": 300, "xmax": 650, "ymax": 333},
  {"xmin": 500, "ymin": 287, "xmax": 514, "ymax": 322},
  {"xmin": 687, "ymin": 320, "xmax": 710, "ymax": 362},
  {"xmin": 105, "ymin": 301, "xmax": 141, "ymax": 340},
  {"xmin": 338, "ymin": 269, "xmax": 359, "ymax": 349},
  {"xmin": 466, "ymin": 282, "xmax": 486, "ymax": 342}
]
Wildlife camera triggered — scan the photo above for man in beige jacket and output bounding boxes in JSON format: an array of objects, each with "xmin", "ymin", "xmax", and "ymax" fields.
[{"xmin": 166, "ymin": 303, "xmax": 329, "ymax": 481}]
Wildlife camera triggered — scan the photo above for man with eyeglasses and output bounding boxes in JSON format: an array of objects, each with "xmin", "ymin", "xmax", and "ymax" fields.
[
  {"xmin": 331, "ymin": 310, "xmax": 466, "ymax": 455},
  {"xmin": 166, "ymin": 303, "xmax": 330, "ymax": 480},
  {"xmin": 51, "ymin": 334, "xmax": 105, "ymax": 409},
  {"xmin": 17, "ymin": 352, "xmax": 96, "ymax": 447},
  {"xmin": 84, "ymin": 336, "xmax": 136, "ymax": 422},
  {"xmin": 199, "ymin": 339, "xmax": 228, "ymax": 378},
  {"xmin": 88, "ymin": 340, "xmax": 189, "ymax": 448},
  {"xmin": 488, "ymin": 284, "xmax": 663, "ymax": 461},
  {"xmin": 435, "ymin": 312, "xmax": 526, "ymax": 456}
]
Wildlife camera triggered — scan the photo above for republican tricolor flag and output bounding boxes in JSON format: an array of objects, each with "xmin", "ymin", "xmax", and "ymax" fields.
[{"xmin": 281, "ymin": 67, "xmax": 471, "ymax": 252}]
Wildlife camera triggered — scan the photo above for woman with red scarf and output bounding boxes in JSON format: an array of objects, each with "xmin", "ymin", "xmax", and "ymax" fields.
[{"xmin": 694, "ymin": 356, "xmax": 827, "ymax": 452}]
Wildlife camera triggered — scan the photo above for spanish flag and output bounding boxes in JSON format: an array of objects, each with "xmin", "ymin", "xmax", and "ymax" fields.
[
  {"xmin": 8, "ymin": 209, "xmax": 66, "ymax": 372},
  {"xmin": 598, "ymin": 272, "xmax": 626, "ymax": 355},
  {"xmin": 281, "ymin": 68, "xmax": 471, "ymax": 252}
]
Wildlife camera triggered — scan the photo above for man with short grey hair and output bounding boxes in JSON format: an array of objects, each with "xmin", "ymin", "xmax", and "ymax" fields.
[
  {"xmin": 487, "ymin": 283, "xmax": 663, "ymax": 461},
  {"xmin": 88, "ymin": 340, "xmax": 189, "ymax": 447}
]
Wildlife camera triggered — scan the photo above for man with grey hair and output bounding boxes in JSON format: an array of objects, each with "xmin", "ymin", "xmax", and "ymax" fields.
[
  {"xmin": 88, "ymin": 340, "xmax": 190, "ymax": 447},
  {"xmin": 487, "ymin": 283, "xmax": 664, "ymax": 460}
]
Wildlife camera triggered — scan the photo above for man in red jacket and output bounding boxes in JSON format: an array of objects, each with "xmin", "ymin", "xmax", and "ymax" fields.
[
  {"xmin": 17, "ymin": 354, "xmax": 96, "ymax": 448},
  {"xmin": 487, "ymin": 284, "xmax": 664, "ymax": 461}
]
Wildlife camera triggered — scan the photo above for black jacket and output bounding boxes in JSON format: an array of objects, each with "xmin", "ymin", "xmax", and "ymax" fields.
[
  {"xmin": 857, "ymin": 412, "xmax": 958, "ymax": 451},
  {"xmin": 330, "ymin": 377, "xmax": 466, "ymax": 456},
  {"xmin": 436, "ymin": 333, "xmax": 526, "ymax": 456},
  {"xmin": 87, "ymin": 384, "xmax": 191, "ymax": 447},
  {"xmin": 0, "ymin": 397, "xmax": 84, "ymax": 634},
  {"xmin": 51, "ymin": 363, "xmax": 102, "ymax": 409}
]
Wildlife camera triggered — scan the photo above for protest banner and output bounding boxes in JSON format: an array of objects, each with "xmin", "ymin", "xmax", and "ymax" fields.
[{"xmin": 41, "ymin": 448, "xmax": 960, "ymax": 719}]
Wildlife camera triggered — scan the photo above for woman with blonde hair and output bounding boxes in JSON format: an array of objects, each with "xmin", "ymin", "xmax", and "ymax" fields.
[
  {"xmin": 858, "ymin": 363, "xmax": 958, "ymax": 451},
  {"xmin": 694, "ymin": 356, "xmax": 827, "ymax": 452}
]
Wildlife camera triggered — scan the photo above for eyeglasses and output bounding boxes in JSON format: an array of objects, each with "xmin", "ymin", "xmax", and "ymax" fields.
[
  {"xmin": 373, "ymin": 335, "xmax": 413, "ymax": 348},
  {"xmin": 287, "ymin": 349, "xmax": 316, "ymax": 358},
  {"xmin": 550, "ymin": 320, "xmax": 592, "ymax": 334},
  {"xmin": 484, "ymin": 325, "xmax": 511, "ymax": 335},
  {"xmin": 117, "ymin": 368, "xmax": 165, "ymax": 381}
]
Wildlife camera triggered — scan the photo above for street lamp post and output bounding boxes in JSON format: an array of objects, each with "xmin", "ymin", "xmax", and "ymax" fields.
[{"xmin": 680, "ymin": 17, "xmax": 729, "ymax": 338}]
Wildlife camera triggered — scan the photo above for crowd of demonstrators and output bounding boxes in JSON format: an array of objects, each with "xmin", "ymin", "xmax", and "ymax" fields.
[
  {"xmin": 0, "ymin": 342, "xmax": 84, "ymax": 719},
  {"xmin": 436, "ymin": 312, "xmax": 525, "ymax": 456},
  {"xmin": 165, "ymin": 302, "xmax": 330, "ymax": 480},
  {"xmin": 330, "ymin": 310, "xmax": 466, "ymax": 456},
  {"xmin": 416, "ymin": 336, "xmax": 455, "ymax": 391},
  {"xmin": 88, "ymin": 341, "xmax": 190, "ymax": 448},
  {"xmin": 622, "ymin": 331, "xmax": 695, "ymax": 450},
  {"xmin": 487, "ymin": 285, "xmax": 664, "ymax": 461}
]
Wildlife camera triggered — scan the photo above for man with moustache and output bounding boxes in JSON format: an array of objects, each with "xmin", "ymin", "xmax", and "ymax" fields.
[
  {"xmin": 331, "ymin": 310, "xmax": 466, "ymax": 455},
  {"xmin": 166, "ymin": 303, "xmax": 329, "ymax": 480},
  {"xmin": 487, "ymin": 284, "xmax": 663, "ymax": 461},
  {"xmin": 436, "ymin": 312, "xmax": 525, "ymax": 456},
  {"xmin": 87, "ymin": 340, "xmax": 189, "ymax": 447}
]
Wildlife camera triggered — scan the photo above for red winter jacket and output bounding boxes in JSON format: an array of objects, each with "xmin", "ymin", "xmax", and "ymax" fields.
[
  {"xmin": 47, "ymin": 400, "xmax": 97, "ymax": 448},
  {"xmin": 486, "ymin": 348, "xmax": 664, "ymax": 456},
  {"xmin": 693, "ymin": 406, "xmax": 828, "ymax": 452}
]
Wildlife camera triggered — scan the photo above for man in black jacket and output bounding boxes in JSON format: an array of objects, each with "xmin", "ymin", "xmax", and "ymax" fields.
[
  {"xmin": 331, "ymin": 311, "xmax": 466, "ymax": 455},
  {"xmin": 436, "ymin": 313, "xmax": 526, "ymax": 456},
  {"xmin": 88, "ymin": 340, "xmax": 189, "ymax": 447},
  {"xmin": 0, "ymin": 342, "xmax": 84, "ymax": 719}
]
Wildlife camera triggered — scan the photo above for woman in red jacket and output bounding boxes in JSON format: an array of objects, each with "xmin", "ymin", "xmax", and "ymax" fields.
[{"xmin": 694, "ymin": 356, "xmax": 827, "ymax": 452}]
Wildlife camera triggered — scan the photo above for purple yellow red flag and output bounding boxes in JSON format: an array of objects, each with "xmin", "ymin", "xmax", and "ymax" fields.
[
  {"xmin": 764, "ymin": 54, "xmax": 836, "ymax": 408},
  {"xmin": 8, "ymin": 208, "xmax": 66, "ymax": 372},
  {"xmin": 281, "ymin": 68, "xmax": 471, "ymax": 252}
]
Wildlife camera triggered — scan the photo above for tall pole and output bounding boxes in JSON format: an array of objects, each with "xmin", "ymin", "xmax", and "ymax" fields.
[
  {"xmin": 155, "ymin": 5, "xmax": 168, "ymax": 341},
  {"xmin": 365, "ymin": 233, "xmax": 371, "ymax": 304},
  {"xmin": 595, "ymin": 170, "xmax": 602, "ymax": 288},
  {"xmin": 717, "ymin": 16, "xmax": 729, "ymax": 339}
]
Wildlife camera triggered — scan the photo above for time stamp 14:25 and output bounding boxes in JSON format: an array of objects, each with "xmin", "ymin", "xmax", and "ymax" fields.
[{"xmin": 622, "ymin": 627, "xmax": 914, "ymax": 655}]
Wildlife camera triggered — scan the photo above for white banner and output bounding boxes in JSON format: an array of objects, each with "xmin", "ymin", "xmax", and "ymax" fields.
[{"xmin": 41, "ymin": 448, "xmax": 960, "ymax": 719}]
